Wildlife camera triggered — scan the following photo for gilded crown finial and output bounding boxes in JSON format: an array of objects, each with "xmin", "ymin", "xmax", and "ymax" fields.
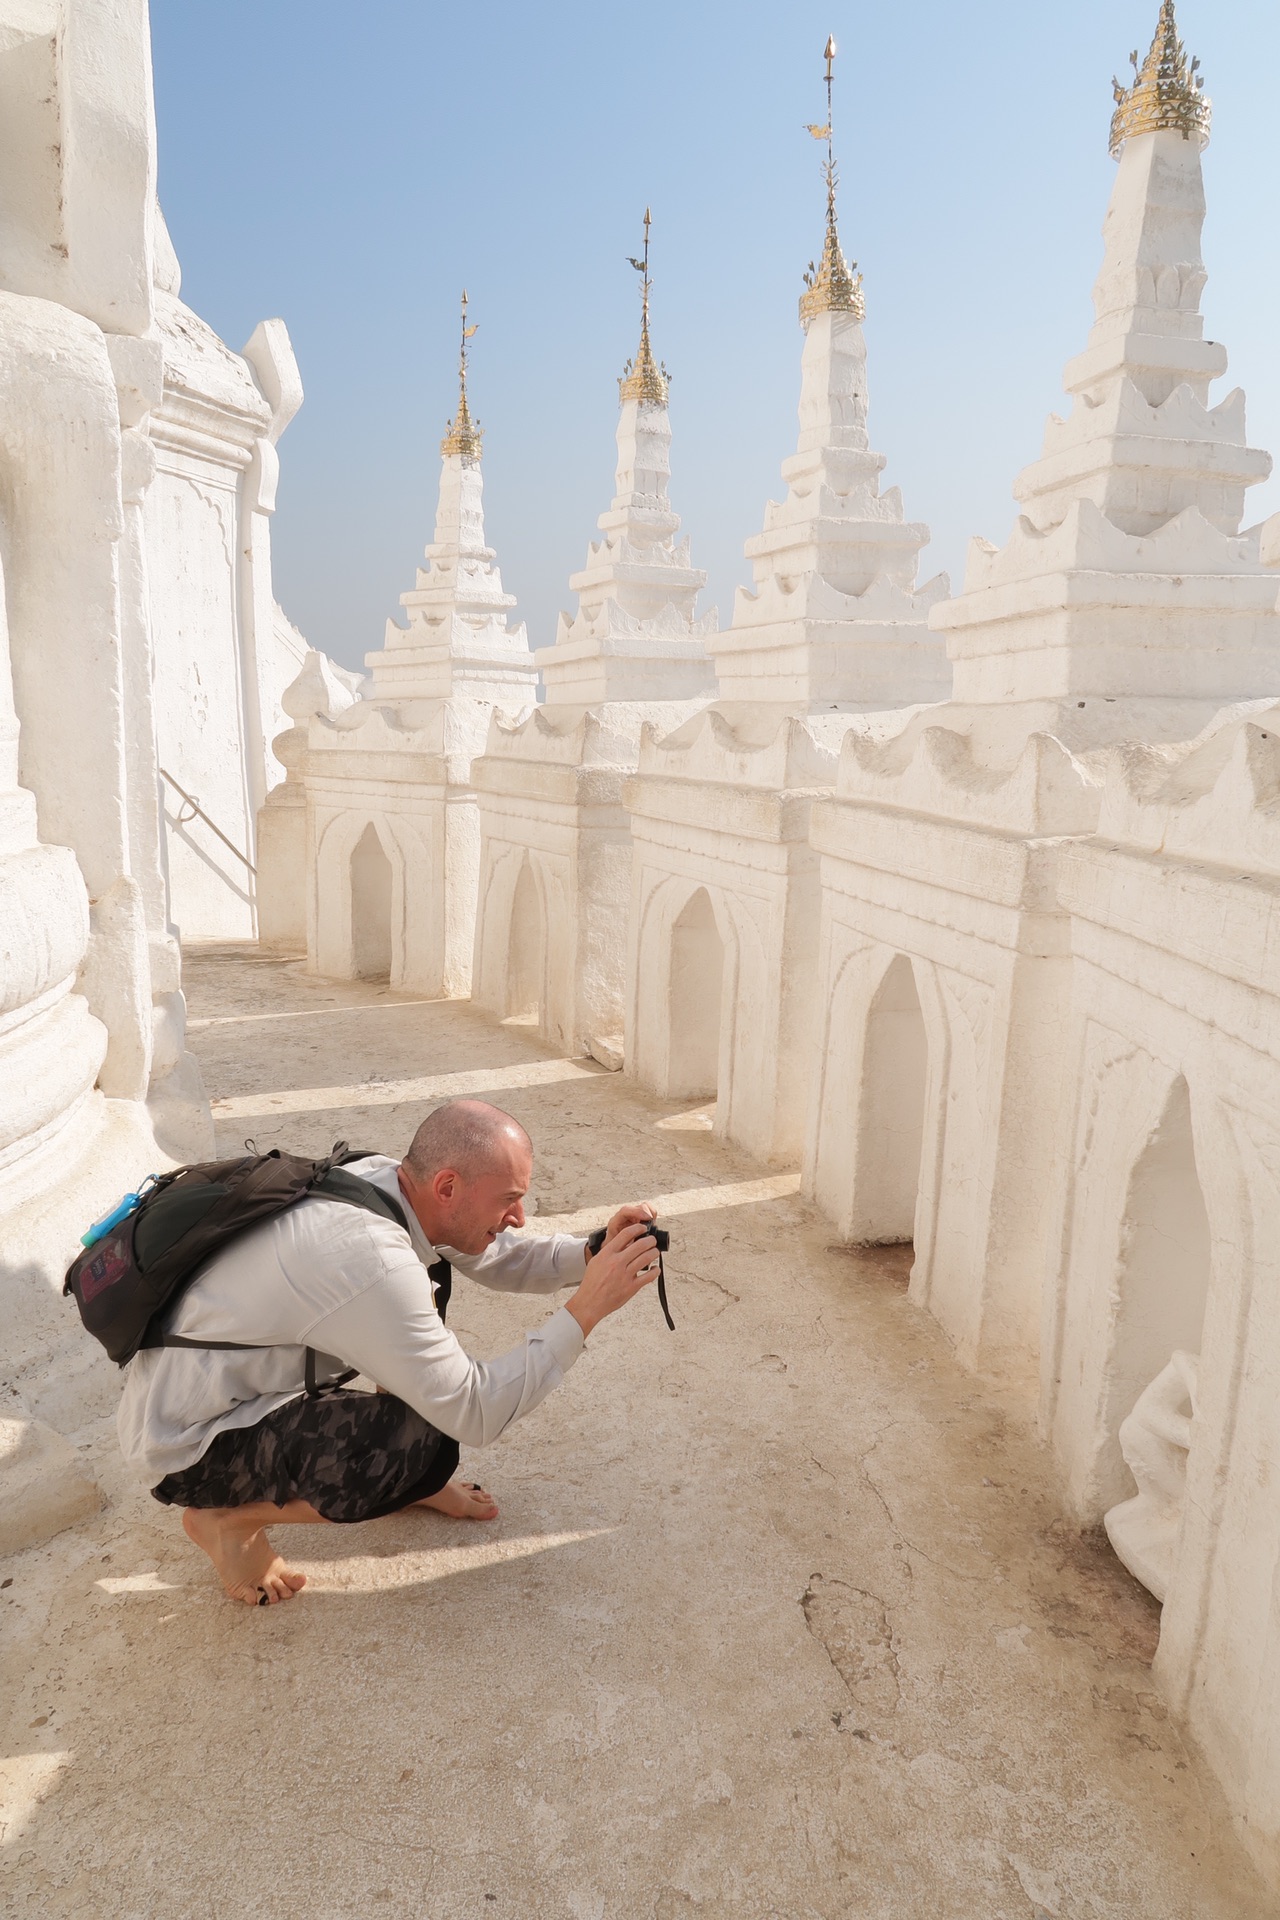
[
  {"xmin": 799, "ymin": 32, "xmax": 865, "ymax": 327},
  {"xmin": 441, "ymin": 287, "xmax": 483, "ymax": 459},
  {"xmin": 619, "ymin": 205, "xmax": 670, "ymax": 407},
  {"xmin": 1109, "ymin": 0, "xmax": 1210, "ymax": 158}
]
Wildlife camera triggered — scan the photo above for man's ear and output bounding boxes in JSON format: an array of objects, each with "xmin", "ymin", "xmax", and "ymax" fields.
[{"xmin": 432, "ymin": 1167, "xmax": 459, "ymax": 1207}]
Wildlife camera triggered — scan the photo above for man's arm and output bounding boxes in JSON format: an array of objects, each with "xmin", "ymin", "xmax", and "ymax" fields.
[
  {"xmin": 307, "ymin": 1224, "xmax": 585, "ymax": 1446},
  {"xmin": 309, "ymin": 1217, "xmax": 661, "ymax": 1444},
  {"xmin": 444, "ymin": 1202, "xmax": 656, "ymax": 1296},
  {"xmin": 443, "ymin": 1229, "xmax": 588, "ymax": 1295}
]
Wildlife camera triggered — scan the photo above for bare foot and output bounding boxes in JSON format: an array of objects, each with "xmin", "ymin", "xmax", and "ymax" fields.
[
  {"xmin": 411, "ymin": 1478, "xmax": 499, "ymax": 1521},
  {"xmin": 182, "ymin": 1507, "xmax": 308, "ymax": 1606}
]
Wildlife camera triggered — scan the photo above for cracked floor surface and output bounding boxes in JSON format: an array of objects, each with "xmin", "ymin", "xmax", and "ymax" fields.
[{"xmin": 2, "ymin": 944, "xmax": 1272, "ymax": 1917}]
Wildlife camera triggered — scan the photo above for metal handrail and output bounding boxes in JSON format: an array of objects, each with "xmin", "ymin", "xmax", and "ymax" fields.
[{"xmin": 159, "ymin": 767, "xmax": 257, "ymax": 875}]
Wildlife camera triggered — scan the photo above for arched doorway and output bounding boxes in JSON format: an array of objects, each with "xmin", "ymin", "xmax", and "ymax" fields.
[
  {"xmin": 1101, "ymin": 1074, "xmax": 1210, "ymax": 1508},
  {"xmin": 506, "ymin": 859, "xmax": 543, "ymax": 1021},
  {"xmin": 350, "ymin": 823, "xmax": 392, "ymax": 981},
  {"xmin": 852, "ymin": 954, "xmax": 927, "ymax": 1245},
  {"xmin": 668, "ymin": 888, "xmax": 724, "ymax": 1100}
]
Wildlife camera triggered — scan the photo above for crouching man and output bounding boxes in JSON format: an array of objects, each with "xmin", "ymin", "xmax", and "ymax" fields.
[{"xmin": 117, "ymin": 1100, "xmax": 657, "ymax": 1605}]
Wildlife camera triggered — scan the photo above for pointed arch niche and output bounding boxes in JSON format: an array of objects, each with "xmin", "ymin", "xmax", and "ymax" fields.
[
  {"xmin": 350, "ymin": 823, "xmax": 393, "ymax": 981},
  {"xmin": 1100, "ymin": 1073, "xmax": 1211, "ymax": 1508},
  {"xmin": 852, "ymin": 954, "xmax": 928, "ymax": 1247},
  {"xmin": 506, "ymin": 858, "xmax": 544, "ymax": 1021},
  {"xmin": 667, "ymin": 887, "xmax": 725, "ymax": 1101}
]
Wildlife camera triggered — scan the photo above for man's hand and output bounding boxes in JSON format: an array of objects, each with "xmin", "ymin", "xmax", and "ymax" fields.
[
  {"xmin": 582, "ymin": 1202, "xmax": 655, "ymax": 1268},
  {"xmin": 568, "ymin": 1220, "xmax": 659, "ymax": 1339}
]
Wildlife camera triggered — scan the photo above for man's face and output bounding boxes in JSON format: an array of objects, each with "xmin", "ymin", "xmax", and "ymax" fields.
[{"xmin": 405, "ymin": 1137, "xmax": 533, "ymax": 1254}]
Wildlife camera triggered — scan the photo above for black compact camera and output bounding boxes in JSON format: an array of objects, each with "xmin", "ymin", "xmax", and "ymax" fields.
[{"xmin": 587, "ymin": 1219, "xmax": 674, "ymax": 1332}]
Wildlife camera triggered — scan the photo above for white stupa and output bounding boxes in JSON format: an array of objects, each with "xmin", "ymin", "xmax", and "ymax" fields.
[
  {"xmin": 471, "ymin": 215, "xmax": 716, "ymax": 1057},
  {"xmin": 707, "ymin": 111, "xmax": 949, "ymax": 709},
  {"xmin": 366, "ymin": 294, "xmax": 536, "ymax": 707},
  {"xmin": 623, "ymin": 38, "xmax": 952, "ymax": 1164},
  {"xmin": 287, "ymin": 296, "xmax": 538, "ymax": 994},
  {"xmin": 933, "ymin": 0, "xmax": 1279, "ymax": 751},
  {"xmin": 536, "ymin": 211, "xmax": 716, "ymax": 706}
]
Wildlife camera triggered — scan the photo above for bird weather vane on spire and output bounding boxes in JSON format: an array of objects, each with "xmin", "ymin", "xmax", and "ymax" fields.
[
  {"xmin": 441, "ymin": 286, "xmax": 484, "ymax": 459},
  {"xmin": 799, "ymin": 33, "xmax": 864, "ymax": 325},
  {"xmin": 619, "ymin": 205, "xmax": 670, "ymax": 406}
]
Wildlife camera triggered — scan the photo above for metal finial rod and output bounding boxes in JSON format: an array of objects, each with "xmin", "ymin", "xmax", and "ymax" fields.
[
  {"xmin": 458, "ymin": 288, "xmax": 478, "ymax": 396},
  {"xmin": 799, "ymin": 31, "xmax": 864, "ymax": 325},
  {"xmin": 441, "ymin": 287, "xmax": 484, "ymax": 456},
  {"xmin": 627, "ymin": 208, "xmax": 655, "ymax": 336},
  {"xmin": 824, "ymin": 37, "xmax": 836, "ymax": 157},
  {"xmin": 824, "ymin": 36, "xmax": 837, "ymax": 219},
  {"xmin": 804, "ymin": 37, "xmax": 839, "ymax": 222},
  {"xmin": 641, "ymin": 207, "xmax": 652, "ymax": 330},
  {"xmin": 621, "ymin": 205, "xmax": 669, "ymax": 403}
]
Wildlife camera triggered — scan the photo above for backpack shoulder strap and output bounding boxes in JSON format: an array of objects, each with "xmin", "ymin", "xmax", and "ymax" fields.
[
  {"xmin": 139, "ymin": 1158, "xmax": 410, "ymax": 1395},
  {"xmin": 312, "ymin": 1164, "xmax": 410, "ymax": 1234}
]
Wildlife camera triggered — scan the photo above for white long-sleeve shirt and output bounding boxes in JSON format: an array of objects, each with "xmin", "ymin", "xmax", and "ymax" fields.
[{"xmin": 116, "ymin": 1155, "xmax": 588, "ymax": 1485}]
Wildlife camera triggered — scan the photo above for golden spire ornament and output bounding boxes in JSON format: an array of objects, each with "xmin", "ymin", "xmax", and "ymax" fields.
[
  {"xmin": 1109, "ymin": 0, "xmax": 1210, "ymax": 158},
  {"xmin": 440, "ymin": 288, "xmax": 483, "ymax": 459},
  {"xmin": 619, "ymin": 207, "xmax": 670, "ymax": 406},
  {"xmin": 799, "ymin": 33, "xmax": 865, "ymax": 326}
]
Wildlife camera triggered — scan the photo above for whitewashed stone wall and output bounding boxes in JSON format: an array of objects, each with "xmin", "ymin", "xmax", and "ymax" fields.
[
  {"xmin": 1039, "ymin": 703, "xmax": 1280, "ymax": 1883},
  {"xmin": 0, "ymin": 0, "xmax": 213, "ymax": 1551},
  {"xmin": 0, "ymin": 0, "xmax": 315, "ymax": 1551},
  {"xmin": 147, "ymin": 271, "xmax": 307, "ymax": 940},
  {"xmin": 798, "ymin": 14, "xmax": 1280, "ymax": 1887}
]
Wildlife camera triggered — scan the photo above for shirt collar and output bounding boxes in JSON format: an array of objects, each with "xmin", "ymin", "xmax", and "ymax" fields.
[{"xmin": 343, "ymin": 1155, "xmax": 439, "ymax": 1264}]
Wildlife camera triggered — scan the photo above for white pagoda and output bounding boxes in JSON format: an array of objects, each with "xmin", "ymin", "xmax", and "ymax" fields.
[
  {"xmin": 623, "ymin": 40, "xmax": 951, "ymax": 1163},
  {"xmin": 471, "ymin": 214, "xmax": 716, "ymax": 1059},
  {"xmin": 288, "ymin": 297, "xmax": 537, "ymax": 994}
]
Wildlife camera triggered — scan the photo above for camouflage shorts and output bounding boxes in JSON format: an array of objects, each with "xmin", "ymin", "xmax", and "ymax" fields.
[{"xmin": 152, "ymin": 1389, "xmax": 460, "ymax": 1524}]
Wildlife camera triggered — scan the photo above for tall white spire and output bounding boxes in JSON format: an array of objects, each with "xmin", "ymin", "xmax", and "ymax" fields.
[
  {"xmin": 707, "ymin": 35, "xmax": 949, "ymax": 710},
  {"xmin": 934, "ymin": 1, "xmax": 1279, "ymax": 740},
  {"xmin": 366, "ymin": 291, "xmax": 536, "ymax": 705},
  {"xmin": 535, "ymin": 211, "xmax": 715, "ymax": 706}
]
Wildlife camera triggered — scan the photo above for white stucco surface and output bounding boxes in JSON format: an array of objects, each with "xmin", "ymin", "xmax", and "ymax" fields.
[
  {"xmin": 7, "ymin": 0, "xmax": 1280, "ymax": 1896},
  {"xmin": 3, "ymin": 944, "xmax": 1274, "ymax": 1918}
]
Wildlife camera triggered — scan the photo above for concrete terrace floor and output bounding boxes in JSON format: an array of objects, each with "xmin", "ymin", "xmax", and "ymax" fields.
[{"xmin": 2, "ymin": 943, "xmax": 1273, "ymax": 1919}]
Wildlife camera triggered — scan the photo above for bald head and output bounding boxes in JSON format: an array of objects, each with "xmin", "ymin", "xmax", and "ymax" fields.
[
  {"xmin": 398, "ymin": 1101, "xmax": 534, "ymax": 1254},
  {"xmin": 404, "ymin": 1100, "xmax": 530, "ymax": 1183}
]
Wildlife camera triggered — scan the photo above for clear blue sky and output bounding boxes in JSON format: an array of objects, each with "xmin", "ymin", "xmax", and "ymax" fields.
[{"xmin": 151, "ymin": 1, "xmax": 1280, "ymax": 675}]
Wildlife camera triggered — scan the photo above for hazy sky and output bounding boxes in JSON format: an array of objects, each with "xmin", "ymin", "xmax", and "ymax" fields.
[{"xmin": 151, "ymin": 1, "xmax": 1280, "ymax": 675}]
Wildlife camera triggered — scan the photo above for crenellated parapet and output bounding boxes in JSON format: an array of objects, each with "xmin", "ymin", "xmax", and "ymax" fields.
[
  {"xmin": 832, "ymin": 720, "xmax": 1103, "ymax": 841},
  {"xmin": 1091, "ymin": 698, "xmax": 1280, "ymax": 880}
]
